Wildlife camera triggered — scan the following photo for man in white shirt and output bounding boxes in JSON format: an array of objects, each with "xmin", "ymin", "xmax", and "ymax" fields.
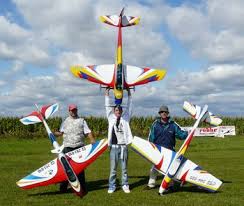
[
  {"xmin": 55, "ymin": 104, "xmax": 95, "ymax": 194},
  {"xmin": 105, "ymin": 88, "xmax": 133, "ymax": 194}
]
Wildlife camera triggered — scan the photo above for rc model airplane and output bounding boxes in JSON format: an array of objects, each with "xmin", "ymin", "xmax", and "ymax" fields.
[
  {"xmin": 71, "ymin": 8, "xmax": 166, "ymax": 105},
  {"xmin": 131, "ymin": 101, "xmax": 223, "ymax": 195},
  {"xmin": 17, "ymin": 103, "xmax": 108, "ymax": 197}
]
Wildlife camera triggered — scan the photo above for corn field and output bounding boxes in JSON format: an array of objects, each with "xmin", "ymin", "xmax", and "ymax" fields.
[{"xmin": 0, "ymin": 116, "xmax": 243, "ymax": 139}]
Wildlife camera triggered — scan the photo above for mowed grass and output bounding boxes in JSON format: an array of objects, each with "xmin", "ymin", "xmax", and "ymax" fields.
[{"xmin": 1, "ymin": 136, "xmax": 244, "ymax": 206}]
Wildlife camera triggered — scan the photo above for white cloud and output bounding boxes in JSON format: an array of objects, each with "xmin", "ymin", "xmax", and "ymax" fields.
[
  {"xmin": 207, "ymin": 0, "xmax": 244, "ymax": 33},
  {"xmin": 0, "ymin": 15, "xmax": 51, "ymax": 66},
  {"xmin": 0, "ymin": 15, "xmax": 30, "ymax": 43},
  {"xmin": 165, "ymin": 1, "xmax": 244, "ymax": 63},
  {"xmin": 0, "ymin": 80, "xmax": 6, "ymax": 86},
  {"xmin": 13, "ymin": 0, "xmax": 170, "ymax": 67}
]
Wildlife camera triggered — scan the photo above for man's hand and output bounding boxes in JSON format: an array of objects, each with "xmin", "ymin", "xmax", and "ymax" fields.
[
  {"xmin": 88, "ymin": 132, "xmax": 96, "ymax": 144},
  {"xmin": 105, "ymin": 87, "xmax": 110, "ymax": 96},
  {"xmin": 54, "ymin": 131, "xmax": 63, "ymax": 137}
]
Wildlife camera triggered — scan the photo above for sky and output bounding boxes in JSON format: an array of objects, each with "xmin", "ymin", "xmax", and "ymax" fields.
[{"xmin": 0, "ymin": 0, "xmax": 243, "ymax": 117}]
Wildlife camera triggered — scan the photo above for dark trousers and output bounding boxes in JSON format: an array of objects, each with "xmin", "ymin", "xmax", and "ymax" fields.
[{"xmin": 60, "ymin": 146, "xmax": 87, "ymax": 192}]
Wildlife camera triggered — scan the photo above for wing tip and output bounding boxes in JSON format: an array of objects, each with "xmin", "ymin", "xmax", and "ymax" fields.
[
  {"xmin": 156, "ymin": 69, "xmax": 167, "ymax": 80},
  {"xmin": 70, "ymin": 66, "xmax": 82, "ymax": 78}
]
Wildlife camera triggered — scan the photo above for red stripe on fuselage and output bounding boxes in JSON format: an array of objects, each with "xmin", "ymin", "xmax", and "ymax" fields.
[{"xmin": 155, "ymin": 156, "xmax": 164, "ymax": 171}]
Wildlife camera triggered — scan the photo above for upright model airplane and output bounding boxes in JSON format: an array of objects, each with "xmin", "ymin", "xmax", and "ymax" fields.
[
  {"xmin": 131, "ymin": 102, "xmax": 223, "ymax": 195},
  {"xmin": 71, "ymin": 8, "xmax": 166, "ymax": 105},
  {"xmin": 17, "ymin": 103, "xmax": 108, "ymax": 197}
]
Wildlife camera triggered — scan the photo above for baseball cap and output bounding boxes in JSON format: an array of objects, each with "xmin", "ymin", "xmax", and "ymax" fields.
[
  {"xmin": 68, "ymin": 104, "xmax": 77, "ymax": 111},
  {"xmin": 158, "ymin": 105, "xmax": 169, "ymax": 113}
]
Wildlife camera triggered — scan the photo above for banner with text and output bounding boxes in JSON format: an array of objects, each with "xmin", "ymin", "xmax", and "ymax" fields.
[{"xmin": 182, "ymin": 126, "xmax": 236, "ymax": 137}]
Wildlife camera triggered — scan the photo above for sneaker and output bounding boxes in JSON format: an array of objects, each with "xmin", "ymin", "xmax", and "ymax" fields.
[
  {"xmin": 143, "ymin": 185, "xmax": 155, "ymax": 190},
  {"xmin": 108, "ymin": 187, "xmax": 116, "ymax": 194},
  {"xmin": 122, "ymin": 185, "xmax": 130, "ymax": 193}
]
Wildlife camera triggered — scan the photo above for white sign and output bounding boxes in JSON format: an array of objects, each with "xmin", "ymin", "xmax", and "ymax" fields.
[{"xmin": 182, "ymin": 126, "xmax": 236, "ymax": 137}]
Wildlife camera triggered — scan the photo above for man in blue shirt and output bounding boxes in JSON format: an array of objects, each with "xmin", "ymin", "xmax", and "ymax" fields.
[{"xmin": 146, "ymin": 105, "xmax": 188, "ymax": 189}]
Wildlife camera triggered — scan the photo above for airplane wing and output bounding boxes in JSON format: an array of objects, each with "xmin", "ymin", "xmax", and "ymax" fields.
[
  {"xmin": 131, "ymin": 136, "xmax": 175, "ymax": 174},
  {"xmin": 17, "ymin": 139, "xmax": 108, "ymax": 189},
  {"xmin": 124, "ymin": 65, "xmax": 166, "ymax": 87},
  {"xmin": 174, "ymin": 157, "xmax": 222, "ymax": 192},
  {"xmin": 70, "ymin": 65, "xmax": 115, "ymax": 87},
  {"xmin": 100, "ymin": 15, "xmax": 140, "ymax": 27},
  {"xmin": 183, "ymin": 101, "xmax": 222, "ymax": 126},
  {"xmin": 131, "ymin": 136, "xmax": 222, "ymax": 192}
]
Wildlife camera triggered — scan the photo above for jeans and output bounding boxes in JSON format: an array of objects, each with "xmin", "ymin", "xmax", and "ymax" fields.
[
  {"xmin": 148, "ymin": 165, "xmax": 158, "ymax": 187},
  {"xmin": 109, "ymin": 145, "xmax": 128, "ymax": 189}
]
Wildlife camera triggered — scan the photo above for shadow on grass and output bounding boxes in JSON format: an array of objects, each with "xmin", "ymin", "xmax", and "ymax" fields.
[
  {"xmin": 220, "ymin": 179, "xmax": 232, "ymax": 184},
  {"xmin": 136, "ymin": 182, "xmax": 224, "ymax": 195},
  {"xmin": 174, "ymin": 185, "xmax": 222, "ymax": 194},
  {"xmin": 28, "ymin": 189, "xmax": 73, "ymax": 197},
  {"xmin": 129, "ymin": 175, "xmax": 148, "ymax": 189},
  {"xmin": 87, "ymin": 179, "xmax": 108, "ymax": 191},
  {"xmin": 28, "ymin": 179, "xmax": 108, "ymax": 196}
]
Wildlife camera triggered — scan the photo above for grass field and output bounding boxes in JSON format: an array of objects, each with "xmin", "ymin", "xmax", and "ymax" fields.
[{"xmin": 1, "ymin": 136, "xmax": 244, "ymax": 206}]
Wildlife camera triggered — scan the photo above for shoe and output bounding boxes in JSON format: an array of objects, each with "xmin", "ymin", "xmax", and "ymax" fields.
[
  {"xmin": 143, "ymin": 185, "xmax": 155, "ymax": 190},
  {"xmin": 158, "ymin": 186, "xmax": 174, "ymax": 196},
  {"xmin": 122, "ymin": 185, "xmax": 130, "ymax": 193},
  {"xmin": 108, "ymin": 187, "xmax": 116, "ymax": 194}
]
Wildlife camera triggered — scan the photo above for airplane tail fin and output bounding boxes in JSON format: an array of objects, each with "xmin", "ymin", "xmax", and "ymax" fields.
[
  {"xmin": 39, "ymin": 103, "xmax": 59, "ymax": 119},
  {"xmin": 183, "ymin": 101, "xmax": 222, "ymax": 126},
  {"xmin": 20, "ymin": 103, "xmax": 59, "ymax": 125},
  {"xmin": 100, "ymin": 15, "xmax": 140, "ymax": 27}
]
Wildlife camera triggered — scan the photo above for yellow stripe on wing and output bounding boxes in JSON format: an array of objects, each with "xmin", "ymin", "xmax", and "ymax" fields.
[
  {"xmin": 70, "ymin": 66, "xmax": 104, "ymax": 82},
  {"xmin": 130, "ymin": 17, "xmax": 140, "ymax": 25},
  {"xmin": 134, "ymin": 69, "xmax": 166, "ymax": 83},
  {"xmin": 131, "ymin": 144, "xmax": 156, "ymax": 164}
]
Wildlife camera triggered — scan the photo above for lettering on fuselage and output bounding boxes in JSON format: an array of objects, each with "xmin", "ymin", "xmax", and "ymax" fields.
[
  {"xmin": 37, "ymin": 160, "xmax": 55, "ymax": 173},
  {"xmin": 67, "ymin": 147, "xmax": 86, "ymax": 157},
  {"xmin": 189, "ymin": 175, "xmax": 217, "ymax": 186},
  {"xmin": 207, "ymin": 180, "xmax": 216, "ymax": 186}
]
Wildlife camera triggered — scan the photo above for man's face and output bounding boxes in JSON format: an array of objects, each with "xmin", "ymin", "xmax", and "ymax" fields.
[
  {"xmin": 69, "ymin": 109, "xmax": 78, "ymax": 117},
  {"xmin": 159, "ymin": 111, "xmax": 169, "ymax": 119},
  {"xmin": 114, "ymin": 107, "xmax": 122, "ymax": 118}
]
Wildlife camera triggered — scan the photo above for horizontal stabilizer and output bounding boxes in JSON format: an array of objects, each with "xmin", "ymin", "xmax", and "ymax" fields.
[
  {"xmin": 40, "ymin": 103, "xmax": 59, "ymax": 119},
  {"xmin": 20, "ymin": 103, "xmax": 59, "ymax": 125},
  {"xmin": 70, "ymin": 65, "xmax": 115, "ymax": 87},
  {"xmin": 183, "ymin": 101, "xmax": 222, "ymax": 126},
  {"xmin": 100, "ymin": 15, "xmax": 140, "ymax": 27},
  {"xmin": 20, "ymin": 111, "xmax": 42, "ymax": 125},
  {"xmin": 125, "ymin": 65, "xmax": 166, "ymax": 87}
]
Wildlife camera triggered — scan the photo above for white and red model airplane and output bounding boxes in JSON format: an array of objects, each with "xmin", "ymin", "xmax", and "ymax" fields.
[
  {"xmin": 131, "ymin": 102, "xmax": 223, "ymax": 195},
  {"xmin": 16, "ymin": 103, "xmax": 107, "ymax": 197},
  {"xmin": 70, "ymin": 8, "xmax": 166, "ymax": 105}
]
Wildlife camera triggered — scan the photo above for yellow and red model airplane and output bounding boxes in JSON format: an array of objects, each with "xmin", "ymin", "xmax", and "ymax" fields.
[{"xmin": 71, "ymin": 8, "xmax": 166, "ymax": 105}]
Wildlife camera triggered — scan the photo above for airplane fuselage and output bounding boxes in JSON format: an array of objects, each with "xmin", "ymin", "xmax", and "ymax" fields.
[{"xmin": 113, "ymin": 14, "xmax": 124, "ymax": 105}]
